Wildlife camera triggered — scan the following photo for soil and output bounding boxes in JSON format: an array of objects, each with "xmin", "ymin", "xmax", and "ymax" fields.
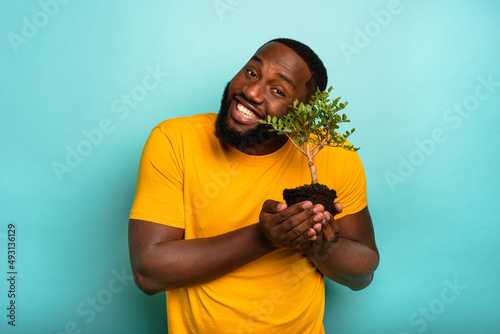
[{"xmin": 283, "ymin": 183, "xmax": 337, "ymax": 214}]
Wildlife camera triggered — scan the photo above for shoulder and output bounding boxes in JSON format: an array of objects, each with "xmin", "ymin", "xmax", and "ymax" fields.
[
  {"xmin": 147, "ymin": 113, "xmax": 218, "ymax": 145},
  {"xmin": 155, "ymin": 113, "xmax": 217, "ymax": 134},
  {"xmin": 316, "ymin": 144, "xmax": 364, "ymax": 170},
  {"xmin": 316, "ymin": 146, "xmax": 365, "ymax": 192},
  {"xmin": 145, "ymin": 113, "xmax": 218, "ymax": 153}
]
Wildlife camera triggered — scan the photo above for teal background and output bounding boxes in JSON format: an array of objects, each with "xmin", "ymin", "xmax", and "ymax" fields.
[{"xmin": 1, "ymin": 1, "xmax": 499, "ymax": 333}]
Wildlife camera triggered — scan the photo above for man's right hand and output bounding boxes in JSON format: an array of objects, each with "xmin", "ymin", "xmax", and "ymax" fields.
[{"xmin": 258, "ymin": 199, "xmax": 327, "ymax": 248}]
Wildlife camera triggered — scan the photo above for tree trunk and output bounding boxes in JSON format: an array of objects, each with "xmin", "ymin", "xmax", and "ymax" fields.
[{"xmin": 308, "ymin": 159, "xmax": 318, "ymax": 184}]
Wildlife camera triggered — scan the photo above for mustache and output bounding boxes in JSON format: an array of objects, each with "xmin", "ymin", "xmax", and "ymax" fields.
[{"xmin": 214, "ymin": 81, "xmax": 277, "ymax": 150}]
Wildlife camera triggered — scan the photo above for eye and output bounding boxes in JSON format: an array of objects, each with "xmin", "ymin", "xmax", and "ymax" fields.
[
  {"xmin": 246, "ymin": 69, "xmax": 257, "ymax": 78},
  {"xmin": 273, "ymin": 88, "xmax": 285, "ymax": 97}
]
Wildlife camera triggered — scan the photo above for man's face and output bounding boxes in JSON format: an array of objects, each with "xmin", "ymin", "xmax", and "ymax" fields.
[{"xmin": 215, "ymin": 42, "xmax": 312, "ymax": 153}]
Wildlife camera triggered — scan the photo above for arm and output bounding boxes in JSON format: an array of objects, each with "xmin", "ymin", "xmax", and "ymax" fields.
[
  {"xmin": 128, "ymin": 220, "xmax": 273, "ymax": 294},
  {"xmin": 128, "ymin": 201, "xmax": 323, "ymax": 295},
  {"xmin": 301, "ymin": 205, "xmax": 379, "ymax": 291}
]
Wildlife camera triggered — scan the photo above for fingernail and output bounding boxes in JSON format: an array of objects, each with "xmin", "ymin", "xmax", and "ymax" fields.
[
  {"xmin": 313, "ymin": 214, "xmax": 322, "ymax": 222},
  {"xmin": 313, "ymin": 205, "xmax": 323, "ymax": 213},
  {"xmin": 302, "ymin": 201, "xmax": 312, "ymax": 209}
]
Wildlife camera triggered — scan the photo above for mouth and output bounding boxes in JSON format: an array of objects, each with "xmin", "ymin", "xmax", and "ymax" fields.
[
  {"xmin": 236, "ymin": 101, "xmax": 261, "ymax": 119},
  {"xmin": 229, "ymin": 98, "xmax": 263, "ymax": 125}
]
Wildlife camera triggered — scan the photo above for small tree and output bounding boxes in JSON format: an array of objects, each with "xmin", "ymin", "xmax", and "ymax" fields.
[{"xmin": 260, "ymin": 86, "xmax": 358, "ymax": 185}]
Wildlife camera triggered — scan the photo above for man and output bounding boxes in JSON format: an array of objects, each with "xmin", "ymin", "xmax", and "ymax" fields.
[{"xmin": 128, "ymin": 38, "xmax": 379, "ymax": 333}]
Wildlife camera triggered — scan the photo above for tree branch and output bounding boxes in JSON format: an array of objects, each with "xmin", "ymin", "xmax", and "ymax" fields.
[{"xmin": 285, "ymin": 134, "xmax": 308, "ymax": 158}]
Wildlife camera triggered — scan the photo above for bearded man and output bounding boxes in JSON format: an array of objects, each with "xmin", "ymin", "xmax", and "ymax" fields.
[{"xmin": 128, "ymin": 38, "xmax": 379, "ymax": 334}]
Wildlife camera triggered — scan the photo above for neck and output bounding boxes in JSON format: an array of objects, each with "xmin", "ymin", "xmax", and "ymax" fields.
[{"xmin": 235, "ymin": 135, "xmax": 288, "ymax": 156}]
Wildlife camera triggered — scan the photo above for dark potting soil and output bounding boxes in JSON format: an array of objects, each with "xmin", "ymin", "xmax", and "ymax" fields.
[{"xmin": 283, "ymin": 183, "xmax": 337, "ymax": 214}]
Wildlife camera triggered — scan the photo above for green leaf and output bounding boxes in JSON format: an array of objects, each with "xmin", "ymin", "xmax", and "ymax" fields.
[{"xmin": 267, "ymin": 85, "xmax": 359, "ymax": 181}]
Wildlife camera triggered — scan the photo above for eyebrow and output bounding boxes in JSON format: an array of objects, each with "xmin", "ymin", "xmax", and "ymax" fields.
[{"xmin": 250, "ymin": 55, "xmax": 295, "ymax": 87}]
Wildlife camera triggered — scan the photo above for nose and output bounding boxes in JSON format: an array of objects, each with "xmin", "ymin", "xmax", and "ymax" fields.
[{"xmin": 242, "ymin": 81, "xmax": 264, "ymax": 104}]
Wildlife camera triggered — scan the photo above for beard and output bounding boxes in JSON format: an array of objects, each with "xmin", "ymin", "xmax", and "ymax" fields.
[{"xmin": 214, "ymin": 82, "xmax": 278, "ymax": 150}]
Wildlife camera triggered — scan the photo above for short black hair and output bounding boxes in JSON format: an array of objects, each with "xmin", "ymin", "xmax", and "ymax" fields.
[{"xmin": 261, "ymin": 38, "xmax": 328, "ymax": 93}]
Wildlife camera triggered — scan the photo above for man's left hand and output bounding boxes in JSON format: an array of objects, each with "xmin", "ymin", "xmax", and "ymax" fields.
[{"xmin": 301, "ymin": 202, "xmax": 342, "ymax": 252}]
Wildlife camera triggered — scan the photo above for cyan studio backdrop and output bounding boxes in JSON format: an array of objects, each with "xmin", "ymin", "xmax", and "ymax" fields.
[{"xmin": 1, "ymin": 1, "xmax": 499, "ymax": 333}]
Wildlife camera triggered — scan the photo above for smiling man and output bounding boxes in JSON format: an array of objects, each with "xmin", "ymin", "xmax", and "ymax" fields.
[{"xmin": 128, "ymin": 38, "xmax": 379, "ymax": 333}]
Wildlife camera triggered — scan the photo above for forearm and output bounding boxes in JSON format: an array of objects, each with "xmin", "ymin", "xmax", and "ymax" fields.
[
  {"xmin": 132, "ymin": 223, "xmax": 275, "ymax": 294},
  {"xmin": 304, "ymin": 237, "xmax": 379, "ymax": 290}
]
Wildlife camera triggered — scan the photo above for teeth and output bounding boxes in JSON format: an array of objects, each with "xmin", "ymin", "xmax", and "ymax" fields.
[{"xmin": 237, "ymin": 102, "xmax": 259, "ymax": 119}]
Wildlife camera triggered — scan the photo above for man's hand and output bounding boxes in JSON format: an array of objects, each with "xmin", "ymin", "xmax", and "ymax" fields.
[
  {"xmin": 298, "ymin": 206, "xmax": 379, "ymax": 290},
  {"xmin": 258, "ymin": 199, "xmax": 328, "ymax": 248},
  {"xmin": 300, "ymin": 202, "xmax": 342, "ymax": 253}
]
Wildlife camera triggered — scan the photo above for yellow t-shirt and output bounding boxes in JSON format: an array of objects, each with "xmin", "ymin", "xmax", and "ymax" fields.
[{"xmin": 130, "ymin": 113, "xmax": 368, "ymax": 334}]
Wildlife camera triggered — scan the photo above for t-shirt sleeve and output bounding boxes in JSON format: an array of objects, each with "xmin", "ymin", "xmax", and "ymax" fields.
[
  {"xmin": 334, "ymin": 150, "xmax": 368, "ymax": 220},
  {"xmin": 129, "ymin": 126, "xmax": 186, "ymax": 228}
]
